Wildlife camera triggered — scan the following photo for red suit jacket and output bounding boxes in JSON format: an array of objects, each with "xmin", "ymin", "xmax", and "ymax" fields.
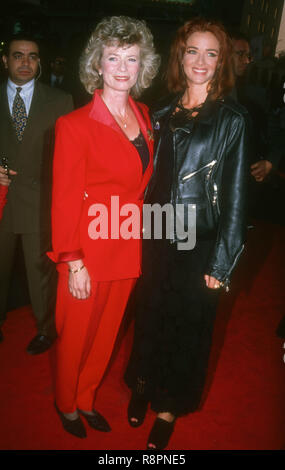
[{"xmin": 48, "ymin": 89, "xmax": 153, "ymax": 281}]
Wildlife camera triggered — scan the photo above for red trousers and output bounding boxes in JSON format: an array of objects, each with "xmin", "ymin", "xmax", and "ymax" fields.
[{"xmin": 54, "ymin": 273, "xmax": 136, "ymax": 413}]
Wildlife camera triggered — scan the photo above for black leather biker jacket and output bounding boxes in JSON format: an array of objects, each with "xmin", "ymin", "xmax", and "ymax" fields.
[{"xmin": 146, "ymin": 95, "xmax": 250, "ymax": 288}]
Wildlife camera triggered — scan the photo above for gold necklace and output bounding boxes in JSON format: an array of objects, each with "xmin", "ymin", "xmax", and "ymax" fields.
[{"xmin": 115, "ymin": 109, "xmax": 129, "ymax": 129}]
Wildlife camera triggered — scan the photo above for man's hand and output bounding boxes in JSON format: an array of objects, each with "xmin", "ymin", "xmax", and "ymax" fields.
[
  {"xmin": 250, "ymin": 160, "xmax": 272, "ymax": 182},
  {"xmin": 0, "ymin": 166, "xmax": 17, "ymax": 186}
]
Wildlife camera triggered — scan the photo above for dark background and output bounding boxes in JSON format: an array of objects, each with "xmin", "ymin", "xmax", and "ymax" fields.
[
  {"xmin": 0, "ymin": 0, "xmax": 246, "ymax": 96},
  {"xmin": 2, "ymin": 0, "xmax": 284, "ymax": 310}
]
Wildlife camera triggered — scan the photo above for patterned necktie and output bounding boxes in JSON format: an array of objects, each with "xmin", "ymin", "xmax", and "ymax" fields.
[{"xmin": 12, "ymin": 87, "xmax": 28, "ymax": 141}]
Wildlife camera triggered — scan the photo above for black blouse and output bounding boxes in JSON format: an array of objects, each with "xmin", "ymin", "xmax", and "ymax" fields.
[{"xmin": 130, "ymin": 131, "xmax": 149, "ymax": 174}]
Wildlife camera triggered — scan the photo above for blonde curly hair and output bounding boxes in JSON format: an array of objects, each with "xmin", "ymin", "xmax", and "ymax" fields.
[{"xmin": 79, "ymin": 16, "xmax": 160, "ymax": 98}]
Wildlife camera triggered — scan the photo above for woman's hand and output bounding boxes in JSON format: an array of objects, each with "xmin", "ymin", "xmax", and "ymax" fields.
[
  {"xmin": 204, "ymin": 274, "xmax": 221, "ymax": 290},
  {"xmin": 68, "ymin": 260, "xmax": 91, "ymax": 299}
]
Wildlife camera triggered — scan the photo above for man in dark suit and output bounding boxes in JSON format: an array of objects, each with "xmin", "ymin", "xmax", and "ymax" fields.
[
  {"xmin": 43, "ymin": 52, "xmax": 90, "ymax": 109},
  {"xmin": 230, "ymin": 32, "xmax": 273, "ymax": 182},
  {"xmin": 47, "ymin": 53, "xmax": 70, "ymax": 92},
  {"xmin": 0, "ymin": 34, "xmax": 73, "ymax": 354}
]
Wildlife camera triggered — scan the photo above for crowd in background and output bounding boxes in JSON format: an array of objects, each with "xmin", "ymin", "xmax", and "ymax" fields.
[{"xmin": 0, "ymin": 13, "xmax": 284, "ymax": 448}]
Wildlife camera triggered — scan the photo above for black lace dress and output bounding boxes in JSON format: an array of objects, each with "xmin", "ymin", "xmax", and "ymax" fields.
[{"xmin": 124, "ymin": 109, "xmax": 220, "ymax": 416}]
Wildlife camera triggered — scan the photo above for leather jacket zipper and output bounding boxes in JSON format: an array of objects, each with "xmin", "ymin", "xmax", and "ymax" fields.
[
  {"xmin": 182, "ymin": 159, "xmax": 217, "ymax": 182},
  {"xmin": 170, "ymin": 132, "xmax": 178, "ymax": 244},
  {"xmin": 212, "ymin": 183, "xmax": 218, "ymax": 207},
  {"xmin": 220, "ymin": 244, "xmax": 245, "ymax": 292}
]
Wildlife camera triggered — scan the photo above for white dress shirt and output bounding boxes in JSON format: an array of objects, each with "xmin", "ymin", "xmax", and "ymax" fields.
[
  {"xmin": 50, "ymin": 73, "xmax": 63, "ymax": 87},
  {"xmin": 7, "ymin": 79, "xmax": 35, "ymax": 117}
]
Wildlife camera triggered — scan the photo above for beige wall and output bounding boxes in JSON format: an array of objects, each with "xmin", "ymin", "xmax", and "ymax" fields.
[
  {"xmin": 276, "ymin": 3, "xmax": 285, "ymax": 55},
  {"xmin": 241, "ymin": 0, "xmax": 284, "ymax": 55}
]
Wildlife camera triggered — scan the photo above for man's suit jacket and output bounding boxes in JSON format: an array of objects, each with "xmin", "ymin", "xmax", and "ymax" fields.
[
  {"xmin": 0, "ymin": 81, "xmax": 73, "ymax": 234},
  {"xmin": 44, "ymin": 74, "xmax": 72, "ymax": 94}
]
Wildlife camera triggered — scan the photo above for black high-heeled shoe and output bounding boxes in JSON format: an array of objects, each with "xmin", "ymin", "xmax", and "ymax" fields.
[
  {"xmin": 127, "ymin": 392, "xmax": 149, "ymax": 427},
  {"xmin": 147, "ymin": 417, "xmax": 175, "ymax": 450},
  {"xmin": 79, "ymin": 409, "xmax": 111, "ymax": 432},
  {"xmin": 54, "ymin": 402, "xmax": 87, "ymax": 439}
]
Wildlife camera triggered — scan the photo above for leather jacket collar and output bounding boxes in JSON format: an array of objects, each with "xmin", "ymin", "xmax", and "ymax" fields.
[{"xmin": 153, "ymin": 93, "xmax": 226, "ymax": 130}]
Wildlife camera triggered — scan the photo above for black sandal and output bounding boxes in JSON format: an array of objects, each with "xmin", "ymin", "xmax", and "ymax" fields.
[
  {"xmin": 147, "ymin": 417, "xmax": 175, "ymax": 450},
  {"xmin": 127, "ymin": 391, "xmax": 149, "ymax": 427}
]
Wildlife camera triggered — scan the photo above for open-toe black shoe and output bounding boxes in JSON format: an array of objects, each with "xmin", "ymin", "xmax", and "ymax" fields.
[
  {"xmin": 127, "ymin": 392, "xmax": 149, "ymax": 428},
  {"xmin": 79, "ymin": 409, "xmax": 111, "ymax": 432},
  {"xmin": 147, "ymin": 417, "xmax": 175, "ymax": 450},
  {"xmin": 54, "ymin": 402, "xmax": 87, "ymax": 438}
]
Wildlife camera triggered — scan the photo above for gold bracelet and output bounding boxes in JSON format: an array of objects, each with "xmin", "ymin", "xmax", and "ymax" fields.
[{"xmin": 68, "ymin": 264, "xmax": 85, "ymax": 274}]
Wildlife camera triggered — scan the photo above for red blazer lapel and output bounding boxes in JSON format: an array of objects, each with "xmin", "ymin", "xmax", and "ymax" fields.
[
  {"xmin": 129, "ymin": 97, "xmax": 154, "ymax": 190},
  {"xmin": 88, "ymin": 89, "xmax": 153, "ymax": 192},
  {"xmin": 88, "ymin": 89, "xmax": 119, "ymax": 133},
  {"xmin": 129, "ymin": 96, "xmax": 153, "ymax": 154}
]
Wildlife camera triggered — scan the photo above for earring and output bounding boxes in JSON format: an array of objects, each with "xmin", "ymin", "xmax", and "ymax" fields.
[{"xmin": 36, "ymin": 61, "xmax": 42, "ymax": 81}]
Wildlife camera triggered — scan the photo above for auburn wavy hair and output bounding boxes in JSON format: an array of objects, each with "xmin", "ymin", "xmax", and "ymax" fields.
[{"xmin": 167, "ymin": 18, "xmax": 235, "ymax": 100}]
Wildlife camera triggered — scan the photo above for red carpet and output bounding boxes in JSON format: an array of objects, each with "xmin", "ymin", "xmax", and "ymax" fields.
[{"xmin": 0, "ymin": 221, "xmax": 285, "ymax": 450}]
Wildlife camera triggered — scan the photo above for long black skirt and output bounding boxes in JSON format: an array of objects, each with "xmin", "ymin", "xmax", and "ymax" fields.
[{"xmin": 124, "ymin": 236, "xmax": 220, "ymax": 417}]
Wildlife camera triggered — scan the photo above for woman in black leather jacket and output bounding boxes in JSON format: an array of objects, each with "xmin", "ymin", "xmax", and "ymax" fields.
[{"xmin": 125, "ymin": 18, "xmax": 249, "ymax": 450}]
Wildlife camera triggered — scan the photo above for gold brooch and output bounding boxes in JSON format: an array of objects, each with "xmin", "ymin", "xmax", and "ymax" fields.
[{"xmin": 147, "ymin": 129, "xmax": 154, "ymax": 141}]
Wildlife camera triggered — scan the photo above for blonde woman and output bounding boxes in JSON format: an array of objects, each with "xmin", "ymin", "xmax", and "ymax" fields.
[{"xmin": 48, "ymin": 16, "xmax": 160, "ymax": 438}]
